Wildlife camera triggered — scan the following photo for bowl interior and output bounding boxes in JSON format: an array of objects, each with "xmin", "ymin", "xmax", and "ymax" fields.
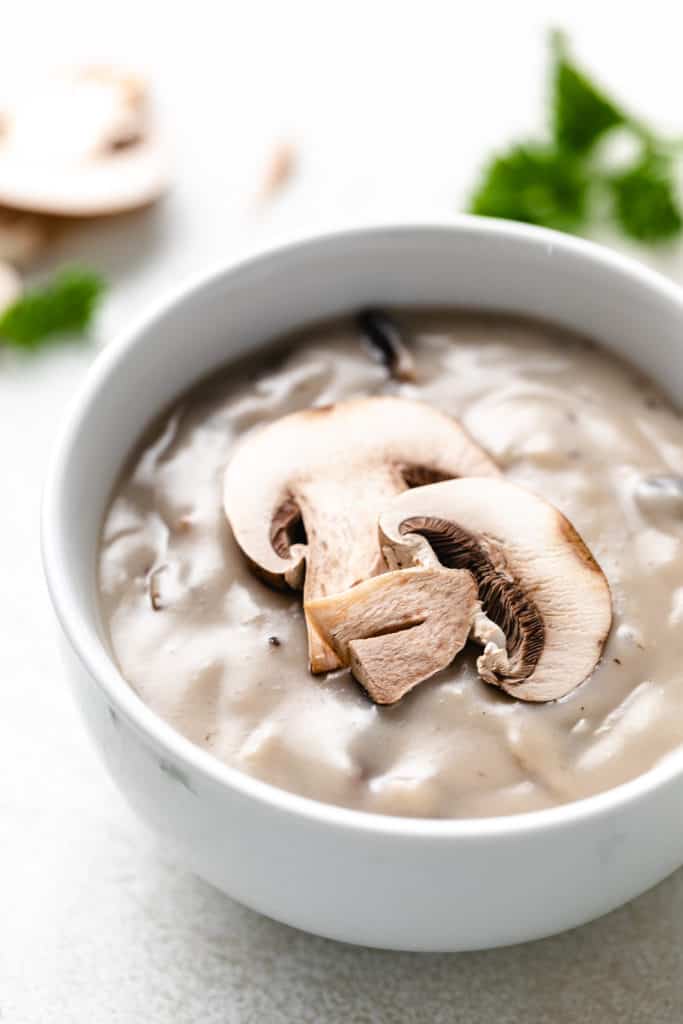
[{"xmin": 43, "ymin": 219, "xmax": 683, "ymax": 822}]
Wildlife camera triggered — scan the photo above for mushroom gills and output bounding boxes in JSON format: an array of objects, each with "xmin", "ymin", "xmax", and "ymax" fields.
[
  {"xmin": 224, "ymin": 396, "xmax": 499, "ymax": 673},
  {"xmin": 378, "ymin": 478, "xmax": 613, "ymax": 702},
  {"xmin": 399, "ymin": 516, "xmax": 545, "ymax": 685}
]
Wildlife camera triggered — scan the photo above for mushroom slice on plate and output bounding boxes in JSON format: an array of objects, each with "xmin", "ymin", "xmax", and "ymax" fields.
[
  {"xmin": 379, "ymin": 477, "xmax": 613, "ymax": 702},
  {"xmin": 0, "ymin": 68, "xmax": 167, "ymax": 216},
  {"xmin": 224, "ymin": 396, "xmax": 498, "ymax": 672},
  {"xmin": 0, "ymin": 260, "xmax": 20, "ymax": 315},
  {"xmin": 305, "ymin": 566, "xmax": 479, "ymax": 704}
]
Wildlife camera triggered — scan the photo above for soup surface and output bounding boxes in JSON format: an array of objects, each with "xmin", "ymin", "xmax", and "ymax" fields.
[{"xmin": 99, "ymin": 311, "xmax": 683, "ymax": 818}]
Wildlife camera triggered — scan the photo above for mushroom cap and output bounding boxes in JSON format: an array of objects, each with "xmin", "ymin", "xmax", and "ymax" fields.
[
  {"xmin": 0, "ymin": 68, "xmax": 167, "ymax": 216},
  {"xmin": 0, "ymin": 260, "xmax": 20, "ymax": 315},
  {"xmin": 305, "ymin": 566, "xmax": 479, "ymax": 704},
  {"xmin": 224, "ymin": 396, "xmax": 498, "ymax": 671},
  {"xmin": 379, "ymin": 477, "xmax": 612, "ymax": 702}
]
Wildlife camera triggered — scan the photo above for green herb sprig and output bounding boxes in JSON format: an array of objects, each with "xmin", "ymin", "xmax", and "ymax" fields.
[
  {"xmin": 470, "ymin": 31, "xmax": 683, "ymax": 244},
  {"xmin": 0, "ymin": 266, "xmax": 105, "ymax": 349}
]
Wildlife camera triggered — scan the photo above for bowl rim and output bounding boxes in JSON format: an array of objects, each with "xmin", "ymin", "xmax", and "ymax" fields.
[{"xmin": 41, "ymin": 215, "xmax": 683, "ymax": 840}]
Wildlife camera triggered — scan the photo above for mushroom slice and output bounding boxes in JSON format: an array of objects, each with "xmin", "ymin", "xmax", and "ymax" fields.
[
  {"xmin": 0, "ymin": 68, "xmax": 167, "ymax": 216},
  {"xmin": 224, "ymin": 396, "xmax": 498, "ymax": 672},
  {"xmin": 0, "ymin": 260, "xmax": 20, "ymax": 316},
  {"xmin": 305, "ymin": 566, "xmax": 479, "ymax": 704},
  {"xmin": 379, "ymin": 478, "xmax": 612, "ymax": 702},
  {"xmin": 357, "ymin": 308, "xmax": 416, "ymax": 382}
]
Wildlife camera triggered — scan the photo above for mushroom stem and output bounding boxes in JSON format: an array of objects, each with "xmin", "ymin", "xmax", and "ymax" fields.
[
  {"xmin": 224, "ymin": 397, "xmax": 499, "ymax": 674},
  {"xmin": 399, "ymin": 516, "xmax": 546, "ymax": 683},
  {"xmin": 379, "ymin": 478, "xmax": 613, "ymax": 702},
  {"xmin": 294, "ymin": 472, "xmax": 399, "ymax": 670},
  {"xmin": 305, "ymin": 565, "xmax": 479, "ymax": 704}
]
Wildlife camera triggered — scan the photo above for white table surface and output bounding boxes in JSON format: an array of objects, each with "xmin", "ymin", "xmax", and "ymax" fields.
[{"xmin": 3, "ymin": 2, "xmax": 683, "ymax": 1020}]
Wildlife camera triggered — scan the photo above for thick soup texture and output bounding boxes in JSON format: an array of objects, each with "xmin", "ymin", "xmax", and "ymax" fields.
[{"xmin": 99, "ymin": 312, "xmax": 683, "ymax": 818}]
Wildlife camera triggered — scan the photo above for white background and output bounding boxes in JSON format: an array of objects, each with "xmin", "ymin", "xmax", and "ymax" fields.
[{"xmin": 3, "ymin": 2, "xmax": 683, "ymax": 1021}]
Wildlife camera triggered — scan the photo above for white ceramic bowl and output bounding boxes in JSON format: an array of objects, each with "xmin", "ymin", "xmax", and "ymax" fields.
[{"xmin": 42, "ymin": 219, "xmax": 683, "ymax": 952}]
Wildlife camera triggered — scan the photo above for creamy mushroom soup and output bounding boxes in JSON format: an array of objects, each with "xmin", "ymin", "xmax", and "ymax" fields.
[{"xmin": 99, "ymin": 311, "xmax": 683, "ymax": 818}]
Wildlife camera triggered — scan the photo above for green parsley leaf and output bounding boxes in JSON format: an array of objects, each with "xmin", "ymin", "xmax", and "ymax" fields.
[
  {"xmin": 468, "ymin": 31, "xmax": 683, "ymax": 245},
  {"xmin": 0, "ymin": 267, "xmax": 105, "ymax": 349},
  {"xmin": 470, "ymin": 144, "xmax": 589, "ymax": 233},
  {"xmin": 610, "ymin": 154, "xmax": 683, "ymax": 242},
  {"xmin": 550, "ymin": 30, "xmax": 626, "ymax": 154}
]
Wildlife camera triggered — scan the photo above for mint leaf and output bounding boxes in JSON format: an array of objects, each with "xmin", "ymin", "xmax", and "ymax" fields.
[
  {"xmin": 610, "ymin": 154, "xmax": 683, "ymax": 242},
  {"xmin": 551, "ymin": 30, "xmax": 626, "ymax": 154},
  {"xmin": 470, "ymin": 144, "xmax": 588, "ymax": 232},
  {"xmin": 0, "ymin": 267, "xmax": 105, "ymax": 349}
]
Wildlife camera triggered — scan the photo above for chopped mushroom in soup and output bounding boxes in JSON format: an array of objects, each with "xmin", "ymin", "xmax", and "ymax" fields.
[
  {"xmin": 307, "ymin": 477, "xmax": 612, "ymax": 704},
  {"xmin": 99, "ymin": 311, "xmax": 683, "ymax": 819},
  {"xmin": 223, "ymin": 396, "xmax": 497, "ymax": 671}
]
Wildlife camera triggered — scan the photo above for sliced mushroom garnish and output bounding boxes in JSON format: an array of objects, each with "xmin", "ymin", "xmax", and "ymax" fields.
[
  {"xmin": 224, "ymin": 396, "xmax": 498, "ymax": 672},
  {"xmin": 379, "ymin": 477, "xmax": 612, "ymax": 702},
  {"xmin": 0, "ymin": 260, "xmax": 20, "ymax": 315},
  {"xmin": 305, "ymin": 566, "xmax": 479, "ymax": 704},
  {"xmin": 357, "ymin": 308, "xmax": 416, "ymax": 382},
  {"xmin": 0, "ymin": 68, "xmax": 167, "ymax": 216}
]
